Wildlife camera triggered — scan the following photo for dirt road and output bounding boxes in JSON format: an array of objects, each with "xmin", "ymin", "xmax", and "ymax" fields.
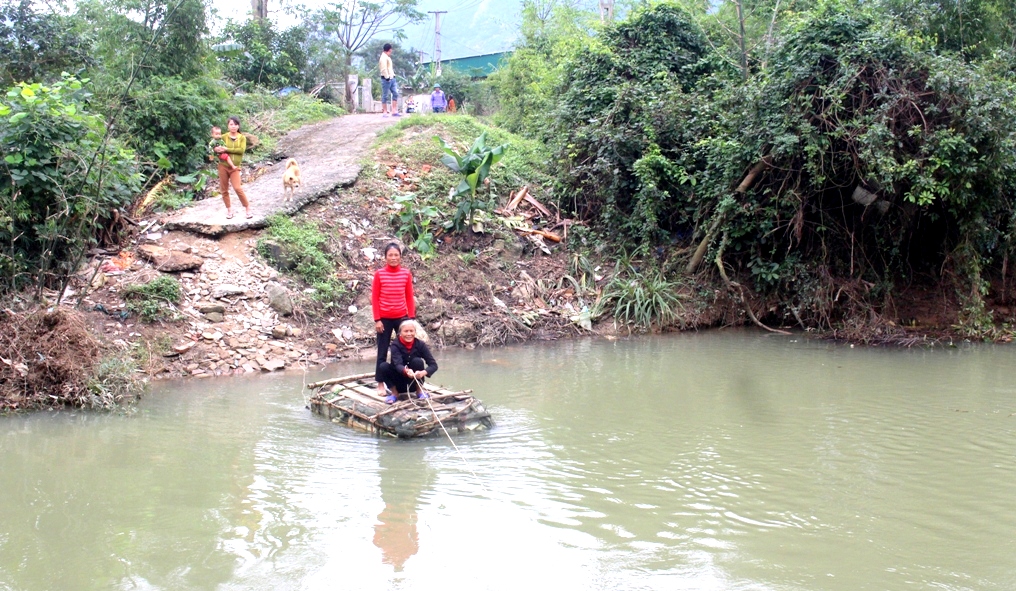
[{"xmin": 160, "ymin": 114, "xmax": 397, "ymax": 236}]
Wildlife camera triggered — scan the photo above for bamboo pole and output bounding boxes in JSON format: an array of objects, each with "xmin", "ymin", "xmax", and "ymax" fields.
[{"xmin": 686, "ymin": 158, "xmax": 769, "ymax": 273}]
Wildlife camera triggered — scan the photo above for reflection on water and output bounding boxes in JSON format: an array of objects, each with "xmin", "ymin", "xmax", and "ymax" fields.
[
  {"xmin": 2, "ymin": 331, "xmax": 1016, "ymax": 590},
  {"xmin": 373, "ymin": 443, "xmax": 428, "ymax": 571}
]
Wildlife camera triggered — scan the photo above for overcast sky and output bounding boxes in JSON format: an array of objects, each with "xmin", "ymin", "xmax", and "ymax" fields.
[{"xmin": 212, "ymin": 0, "xmax": 522, "ymax": 60}]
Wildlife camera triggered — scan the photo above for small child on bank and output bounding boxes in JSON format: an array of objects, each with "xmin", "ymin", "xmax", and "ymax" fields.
[{"xmin": 208, "ymin": 126, "xmax": 239, "ymax": 172}]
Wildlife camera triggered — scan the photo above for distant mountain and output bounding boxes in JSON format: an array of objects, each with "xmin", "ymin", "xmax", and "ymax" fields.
[{"xmin": 400, "ymin": 0, "xmax": 524, "ymax": 60}]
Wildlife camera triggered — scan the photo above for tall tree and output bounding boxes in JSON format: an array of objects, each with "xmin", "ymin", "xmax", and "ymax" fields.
[
  {"xmin": 0, "ymin": 0, "xmax": 93, "ymax": 85},
  {"xmin": 876, "ymin": 0, "xmax": 1016, "ymax": 57},
  {"xmin": 78, "ymin": 0, "xmax": 210, "ymax": 80},
  {"xmin": 314, "ymin": 0, "xmax": 424, "ymax": 108}
]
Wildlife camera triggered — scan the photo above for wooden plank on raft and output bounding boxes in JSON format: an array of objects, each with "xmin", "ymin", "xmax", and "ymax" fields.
[
  {"xmin": 351, "ymin": 384, "xmax": 386, "ymax": 401},
  {"xmin": 306, "ymin": 372, "xmax": 374, "ymax": 389},
  {"xmin": 315, "ymin": 398, "xmax": 377, "ymax": 424},
  {"xmin": 333, "ymin": 388, "xmax": 382, "ymax": 409}
]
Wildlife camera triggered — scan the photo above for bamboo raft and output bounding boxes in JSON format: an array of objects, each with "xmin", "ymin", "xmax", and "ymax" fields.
[{"xmin": 306, "ymin": 372, "xmax": 494, "ymax": 438}]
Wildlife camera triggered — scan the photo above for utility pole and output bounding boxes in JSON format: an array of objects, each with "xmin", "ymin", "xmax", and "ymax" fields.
[
  {"xmin": 428, "ymin": 10, "xmax": 447, "ymax": 75},
  {"xmin": 599, "ymin": 0, "xmax": 614, "ymax": 23},
  {"xmin": 415, "ymin": 50, "xmax": 428, "ymax": 65}
]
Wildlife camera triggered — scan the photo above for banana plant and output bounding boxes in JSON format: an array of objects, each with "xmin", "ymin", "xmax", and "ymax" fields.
[{"xmin": 434, "ymin": 131, "xmax": 508, "ymax": 231}]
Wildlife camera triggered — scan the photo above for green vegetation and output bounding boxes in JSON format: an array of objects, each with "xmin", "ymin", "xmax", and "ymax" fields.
[
  {"xmin": 490, "ymin": 0, "xmax": 1016, "ymax": 336},
  {"xmin": 392, "ymin": 194, "xmax": 440, "ymax": 258},
  {"xmin": 220, "ymin": 19, "xmax": 307, "ymax": 90},
  {"xmin": 593, "ymin": 257, "xmax": 689, "ymax": 331},
  {"xmin": 5, "ymin": 0, "xmax": 1016, "ymax": 339},
  {"xmin": 122, "ymin": 276, "xmax": 182, "ymax": 322},
  {"xmin": 435, "ymin": 131, "xmax": 508, "ymax": 231},
  {"xmin": 85, "ymin": 352, "xmax": 145, "ymax": 410},
  {"xmin": 0, "ymin": 76, "xmax": 141, "ymax": 297},
  {"xmin": 375, "ymin": 115, "xmax": 554, "ymax": 257},
  {"xmin": 228, "ymin": 91, "xmax": 346, "ymax": 160},
  {"xmin": 257, "ymin": 215, "xmax": 347, "ymax": 306}
]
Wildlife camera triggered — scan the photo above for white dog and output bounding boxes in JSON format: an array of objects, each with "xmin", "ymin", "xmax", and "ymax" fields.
[{"xmin": 282, "ymin": 158, "xmax": 301, "ymax": 202}]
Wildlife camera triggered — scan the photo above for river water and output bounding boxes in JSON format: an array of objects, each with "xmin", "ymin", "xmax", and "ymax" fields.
[{"xmin": 1, "ymin": 331, "xmax": 1015, "ymax": 591}]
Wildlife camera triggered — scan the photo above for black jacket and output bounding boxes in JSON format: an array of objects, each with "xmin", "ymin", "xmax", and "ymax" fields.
[{"xmin": 389, "ymin": 338, "xmax": 438, "ymax": 377}]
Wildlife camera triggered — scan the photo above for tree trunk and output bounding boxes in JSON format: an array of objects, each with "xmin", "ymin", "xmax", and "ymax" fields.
[
  {"xmin": 251, "ymin": 0, "xmax": 267, "ymax": 20},
  {"xmin": 343, "ymin": 53, "xmax": 354, "ymax": 111}
]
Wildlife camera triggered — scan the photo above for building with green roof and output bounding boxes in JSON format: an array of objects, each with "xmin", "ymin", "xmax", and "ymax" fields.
[{"xmin": 421, "ymin": 52, "xmax": 511, "ymax": 78}]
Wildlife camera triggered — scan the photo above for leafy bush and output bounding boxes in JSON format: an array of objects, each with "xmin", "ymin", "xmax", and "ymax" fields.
[
  {"xmin": 489, "ymin": 1, "xmax": 595, "ymax": 136},
  {"xmin": 550, "ymin": 4, "xmax": 713, "ymax": 242},
  {"xmin": 528, "ymin": 2, "xmax": 1016, "ymax": 333},
  {"xmin": 85, "ymin": 352, "xmax": 144, "ymax": 410},
  {"xmin": 79, "ymin": 0, "xmax": 210, "ymax": 81},
  {"xmin": 122, "ymin": 276, "xmax": 182, "ymax": 322},
  {"xmin": 392, "ymin": 194, "xmax": 439, "ymax": 258},
  {"xmin": 593, "ymin": 257, "xmax": 688, "ymax": 331},
  {"xmin": 0, "ymin": 0, "xmax": 94, "ymax": 86},
  {"xmin": 0, "ymin": 75, "xmax": 141, "ymax": 296},
  {"xmin": 116, "ymin": 75, "xmax": 227, "ymax": 174},
  {"xmin": 374, "ymin": 115, "xmax": 553, "ymax": 247},
  {"xmin": 699, "ymin": 7, "xmax": 1016, "ymax": 327},
  {"xmin": 219, "ymin": 19, "xmax": 308, "ymax": 90}
]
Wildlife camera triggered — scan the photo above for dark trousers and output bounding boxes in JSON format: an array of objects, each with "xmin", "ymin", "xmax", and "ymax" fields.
[
  {"xmin": 379, "ymin": 358, "xmax": 426, "ymax": 394},
  {"xmin": 375, "ymin": 317, "xmax": 408, "ymax": 383}
]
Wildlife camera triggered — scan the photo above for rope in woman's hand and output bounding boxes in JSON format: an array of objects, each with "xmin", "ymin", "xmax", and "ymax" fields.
[{"xmin": 413, "ymin": 376, "xmax": 489, "ymax": 495}]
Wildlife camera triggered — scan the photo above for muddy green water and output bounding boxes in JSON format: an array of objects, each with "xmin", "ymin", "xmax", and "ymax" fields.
[{"xmin": 2, "ymin": 332, "xmax": 1016, "ymax": 590}]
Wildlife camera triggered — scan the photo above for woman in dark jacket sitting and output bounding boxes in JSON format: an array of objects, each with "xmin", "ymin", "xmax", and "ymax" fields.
[{"xmin": 379, "ymin": 320, "xmax": 438, "ymax": 404}]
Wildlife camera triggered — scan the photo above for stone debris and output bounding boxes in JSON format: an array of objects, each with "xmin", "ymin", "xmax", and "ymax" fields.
[
  {"xmin": 136, "ymin": 244, "xmax": 204, "ymax": 272},
  {"xmin": 265, "ymin": 281, "xmax": 294, "ymax": 316},
  {"xmin": 212, "ymin": 284, "xmax": 246, "ymax": 299},
  {"xmin": 79, "ymin": 234, "xmax": 376, "ymax": 380}
]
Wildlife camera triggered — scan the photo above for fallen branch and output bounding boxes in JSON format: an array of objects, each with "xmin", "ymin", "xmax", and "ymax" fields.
[
  {"xmin": 522, "ymin": 228, "xmax": 562, "ymax": 243},
  {"xmin": 715, "ymin": 252, "xmax": 791, "ymax": 335},
  {"xmin": 524, "ymin": 194, "xmax": 552, "ymax": 217},
  {"xmin": 506, "ymin": 186, "xmax": 529, "ymax": 212},
  {"xmin": 687, "ymin": 158, "xmax": 770, "ymax": 273}
]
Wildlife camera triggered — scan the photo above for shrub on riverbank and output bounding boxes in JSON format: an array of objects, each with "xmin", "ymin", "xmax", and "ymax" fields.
[
  {"xmin": 0, "ymin": 309, "xmax": 144, "ymax": 411},
  {"xmin": 122, "ymin": 276, "xmax": 182, "ymax": 322},
  {"xmin": 372, "ymin": 114, "xmax": 555, "ymax": 254},
  {"xmin": 0, "ymin": 76, "xmax": 142, "ymax": 298},
  {"xmin": 500, "ymin": 3, "xmax": 1016, "ymax": 336}
]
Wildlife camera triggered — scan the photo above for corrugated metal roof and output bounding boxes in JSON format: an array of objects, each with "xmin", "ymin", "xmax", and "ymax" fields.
[{"xmin": 421, "ymin": 52, "xmax": 511, "ymax": 77}]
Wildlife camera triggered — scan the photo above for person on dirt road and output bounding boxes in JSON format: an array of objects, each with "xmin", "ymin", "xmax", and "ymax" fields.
[
  {"xmin": 379, "ymin": 44, "xmax": 400, "ymax": 118},
  {"xmin": 372, "ymin": 243, "xmax": 415, "ymax": 396},
  {"xmin": 378, "ymin": 319, "xmax": 437, "ymax": 404},
  {"xmin": 213, "ymin": 116, "xmax": 252, "ymax": 219}
]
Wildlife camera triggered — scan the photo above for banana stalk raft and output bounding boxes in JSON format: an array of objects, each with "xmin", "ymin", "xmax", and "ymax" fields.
[{"xmin": 306, "ymin": 372, "xmax": 494, "ymax": 438}]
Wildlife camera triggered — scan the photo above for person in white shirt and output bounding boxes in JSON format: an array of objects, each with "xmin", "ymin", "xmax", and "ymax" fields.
[{"xmin": 379, "ymin": 44, "xmax": 400, "ymax": 117}]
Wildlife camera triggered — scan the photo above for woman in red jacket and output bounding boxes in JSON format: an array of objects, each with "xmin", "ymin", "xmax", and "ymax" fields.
[{"xmin": 372, "ymin": 243, "xmax": 415, "ymax": 395}]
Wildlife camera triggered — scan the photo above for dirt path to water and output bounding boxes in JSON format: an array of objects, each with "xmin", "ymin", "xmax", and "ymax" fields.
[{"xmin": 160, "ymin": 114, "xmax": 398, "ymax": 236}]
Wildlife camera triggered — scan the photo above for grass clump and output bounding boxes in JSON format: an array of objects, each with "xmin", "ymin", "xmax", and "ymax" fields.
[
  {"xmin": 85, "ymin": 352, "xmax": 145, "ymax": 410},
  {"xmin": 122, "ymin": 276, "xmax": 182, "ymax": 322},
  {"xmin": 593, "ymin": 257, "xmax": 688, "ymax": 331},
  {"xmin": 257, "ymin": 214, "xmax": 347, "ymax": 306}
]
